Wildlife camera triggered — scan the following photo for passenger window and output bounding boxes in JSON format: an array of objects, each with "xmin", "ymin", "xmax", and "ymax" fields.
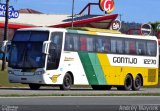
[
  {"xmin": 65, "ymin": 35, "xmax": 74, "ymax": 51},
  {"xmin": 80, "ymin": 37, "xmax": 87, "ymax": 51},
  {"xmin": 96, "ymin": 38, "xmax": 110, "ymax": 53},
  {"xmin": 73, "ymin": 35, "xmax": 79, "ymax": 50},
  {"xmin": 111, "ymin": 39, "xmax": 116, "ymax": 53},
  {"xmin": 147, "ymin": 41, "xmax": 157, "ymax": 56},
  {"xmin": 86, "ymin": 37, "xmax": 95, "ymax": 52},
  {"xmin": 96, "ymin": 38, "xmax": 103, "ymax": 52},
  {"xmin": 116, "ymin": 39, "xmax": 124, "ymax": 54},
  {"xmin": 136, "ymin": 40, "xmax": 146, "ymax": 55},
  {"xmin": 125, "ymin": 40, "xmax": 136, "ymax": 54},
  {"xmin": 64, "ymin": 34, "xmax": 79, "ymax": 51},
  {"xmin": 102, "ymin": 38, "xmax": 110, "ymax": 53}
]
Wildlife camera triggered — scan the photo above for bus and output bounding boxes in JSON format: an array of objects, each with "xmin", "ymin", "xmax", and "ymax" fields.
[{"xmin": 4, "ymin": 27, "xmax": 159, "ymax": 90}]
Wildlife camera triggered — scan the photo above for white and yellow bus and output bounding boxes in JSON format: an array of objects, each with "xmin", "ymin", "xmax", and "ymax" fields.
[{"xmin": 5, "ymin": 27, "xmax": 159, "ymax": 90}]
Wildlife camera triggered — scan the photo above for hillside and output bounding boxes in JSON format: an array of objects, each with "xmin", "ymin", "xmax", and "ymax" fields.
[{"xmin": 120, "ymin": 21, "xmax": 141, "ymax": 35}]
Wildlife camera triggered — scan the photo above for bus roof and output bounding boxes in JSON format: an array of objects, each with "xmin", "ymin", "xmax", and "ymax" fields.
[
  {"xmin": 66, "ymin": 27, "xmax": 157, "ymax": 41},
  {"xmin": 17, "ymin": 27, "xmax": 157, "ymax": 41},
  {"xmin": 17, "ymin": 27, "xmax": 66, "ymax": 32},
  {"xmin": 67, "ymin": 27, "xmax": 121, "ymax": 34}
]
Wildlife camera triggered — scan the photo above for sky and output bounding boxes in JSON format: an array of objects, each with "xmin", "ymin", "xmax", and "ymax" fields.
[{"xmin": 1, "ymin": 0, "xmax": 160, "ymax": 23}]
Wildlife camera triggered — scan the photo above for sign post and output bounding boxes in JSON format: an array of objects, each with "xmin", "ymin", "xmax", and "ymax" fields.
[
  {"xmin": 141, "ymin": 24, "xmax": 152, "ymax": 36},
  {"xmin": 110, "ymin": 19, "xmax": 121, "ymax": 31},
  {"xmin": 1, "ymin": 0, "xmax": 9, "ymax": 71},
  {"xmin": 1, "ymin": 2, "xmax": 19, "ymax": 71},
  {"xmin": 99, "ymin": 0, "xmax": 115, "ymax": 14}
]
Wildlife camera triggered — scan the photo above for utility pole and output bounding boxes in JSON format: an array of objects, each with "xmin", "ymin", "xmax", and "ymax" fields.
[
  {"xmin": 1, "ymin": 0, "xmax": 9, "ymax": 71},
  {"xmin": 71, "ymin": 0, "xmax": 75, "ymax": 28},
  {"xmin": 119, "ymin": 14, "xmax": 122, "ymax": 21}
]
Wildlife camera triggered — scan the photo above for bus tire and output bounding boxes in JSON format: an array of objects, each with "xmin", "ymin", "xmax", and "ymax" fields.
[
  {"xmin": 132, "ymin": 75, "xmax": 142, "ymax": 91},
  {"xmin": 124, "ymin": 74, "xmax": 133, "ymax": 90},
  {"xmin": 117, "ymin": 75, "xmax": 133, "ymax": 91},
  {"xmin": 29, "ymin": 84, "xmax": 41, "ymax": 90},
  {"xmin": 91, "ymin": 85, "xmax": 112, "ymax": 90},
  {"xmin": 60, "ymin": 73, "xmax": 73, "ymax": 90}
]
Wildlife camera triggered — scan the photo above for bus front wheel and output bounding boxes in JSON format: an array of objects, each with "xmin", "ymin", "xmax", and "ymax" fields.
[
  {"xmin": 29, "ymin": 84, "xmax": 41, "ymax": 90},
  {"xmin": 132, "ymin": 75, "xmax": 142, "ymax": 91},
  {"xmin": 60, "ymin": 73, "xmax": 73, "ymax": 90}
]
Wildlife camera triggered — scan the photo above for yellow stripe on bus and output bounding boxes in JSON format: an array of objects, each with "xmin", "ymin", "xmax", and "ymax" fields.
[
  {"xmin": 97, "ymin": 54, "xmax": 115, "ymax": 85},
  {"xmin": 97, "ymin": 53, "xmax": 159, "ymax": 86}
]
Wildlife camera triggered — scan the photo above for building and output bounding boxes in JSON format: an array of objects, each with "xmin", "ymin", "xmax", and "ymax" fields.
[{"xmin": 0, "ymin": 8, "xmax": 118, "ymax": 42}]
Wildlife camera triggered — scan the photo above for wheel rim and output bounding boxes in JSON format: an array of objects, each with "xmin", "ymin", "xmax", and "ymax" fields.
[
  {"xmin": 125, "ymin": 76, "xmax": 132, "ymax": 89},
  {"xmin": 64, "ymin": 75, "xmax": 71, "ymax": 88},
  {"xmin": 135, "ymin": 77, "xmax": 141, "ymax": 88}
]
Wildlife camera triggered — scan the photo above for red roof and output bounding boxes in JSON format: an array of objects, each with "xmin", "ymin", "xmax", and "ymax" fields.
[
  {"xmin": 18, "ymin": 9, "xmax": 43, "ymax": 14},
  {"xmin": 0, "ymin": 14, "xmax": 118, "ymax": 29},
  {"xmin": 50, "ymin": 14, "xmax": 118, "ymax": 29},
  {"xmin": 0, "ymin": 23, "xmax": 34, "ymax": 29}
]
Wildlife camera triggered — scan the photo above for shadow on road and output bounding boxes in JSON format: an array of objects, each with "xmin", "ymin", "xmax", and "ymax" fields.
[{"xmin": 0, "ymin": 87, "xmax": 145, "ymax": 91}]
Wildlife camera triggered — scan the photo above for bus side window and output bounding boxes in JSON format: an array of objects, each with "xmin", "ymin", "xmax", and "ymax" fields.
[
  {"xmin": 136, "ymin": 40, "xmax": 146, "ymax": 55},
  {"xmin": 147, "ymin": 41, "xmax": 157, "ymax": 56},
  {"xmin": 64, "ymin": 35, "xmax": 74, "ymax": 51},
  {"xmin": 102, "ymin": 38, "xmax": 110, "ymax": 53},
  {"xmin": 116, "ymin": 39, "xmax": 124, "ymax": 54},
  {"xmin": 86, "ymin": 37, "xmax": 95, "ymax": 52},
  {"xmin": 80, "ymin": 37, "xmax": 87, "ymax": 51},
  {"xmin": 73, "ymin": 35, "xmax": 79, "ymax": 51},
  {"xmin": 65, "ymin": 34, "xmax": 79, "ymax": 51},
  {"xmin": 125, "ymin": 39, "xmax": 136, "ymax": 55},
  {"xmin": 47, "ymin": 32, "xmax": 63, "ymax": 70},
  {"xmin": 111, "ymin": 39, "xmax": 116, "ymax": 53},
  {"xmin": 96, "ymin": 38, "xmax": 103, "ymax": 52},
  {"xmin": 96, "ymin": 37, "xmax": 110, "ymax": 53}
]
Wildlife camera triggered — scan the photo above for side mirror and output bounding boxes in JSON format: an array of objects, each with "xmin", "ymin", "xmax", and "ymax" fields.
[
  {"xmin": 42, "ymin": 41, "xmax": 51, "ymax": 54},
  {"xmin": 1, "ymin": 40, "xmax": 9, "ymax": 53}
]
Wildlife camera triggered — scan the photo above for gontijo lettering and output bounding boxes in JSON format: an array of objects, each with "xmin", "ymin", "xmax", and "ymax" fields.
[{"xmin": 113, "ymin": 57, "xmax": 137, "ymax": 64}]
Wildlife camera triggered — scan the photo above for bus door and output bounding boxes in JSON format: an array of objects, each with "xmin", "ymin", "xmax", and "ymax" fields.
[{"xmin": 47, "ymin": 32, "xmax": 63, "ymax": 70}]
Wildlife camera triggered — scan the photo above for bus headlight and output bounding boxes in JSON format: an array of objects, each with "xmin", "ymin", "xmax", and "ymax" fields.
[
  {"xmin": 35, "ymin": 70, "xmax": 45, "ymax": 75},
  {"xmin": 8, "ymin": 70, "xmax": 14, "ymax": 74}
]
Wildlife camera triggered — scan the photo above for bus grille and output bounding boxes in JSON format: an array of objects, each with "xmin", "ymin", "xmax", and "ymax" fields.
[{"xmin": 148, "ymin": 69, "xmax": 156, "ymax": 82}]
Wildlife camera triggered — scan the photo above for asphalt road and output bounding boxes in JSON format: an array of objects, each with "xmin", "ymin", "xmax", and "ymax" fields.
[
  {"xmin": 0, "ymin": 96, "xmax": 160, "ymax": 105},
  {"xmin": 0, "ymin": 97, "xmax": 160, "ymax": 111},
  {"xmin": 0, "ymin": 87, "xmax": 159, "ymax": 96}
]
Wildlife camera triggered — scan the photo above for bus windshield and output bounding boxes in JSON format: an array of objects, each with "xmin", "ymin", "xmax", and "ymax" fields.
[{"xmin": 9, "ymin": 31, "xmax": 49, "ymax": 69}]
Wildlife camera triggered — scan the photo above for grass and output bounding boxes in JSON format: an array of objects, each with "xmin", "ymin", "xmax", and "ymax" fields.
[{"xmin": 0, "ymin": 71, "xmax": 27, "ymax": 87}]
